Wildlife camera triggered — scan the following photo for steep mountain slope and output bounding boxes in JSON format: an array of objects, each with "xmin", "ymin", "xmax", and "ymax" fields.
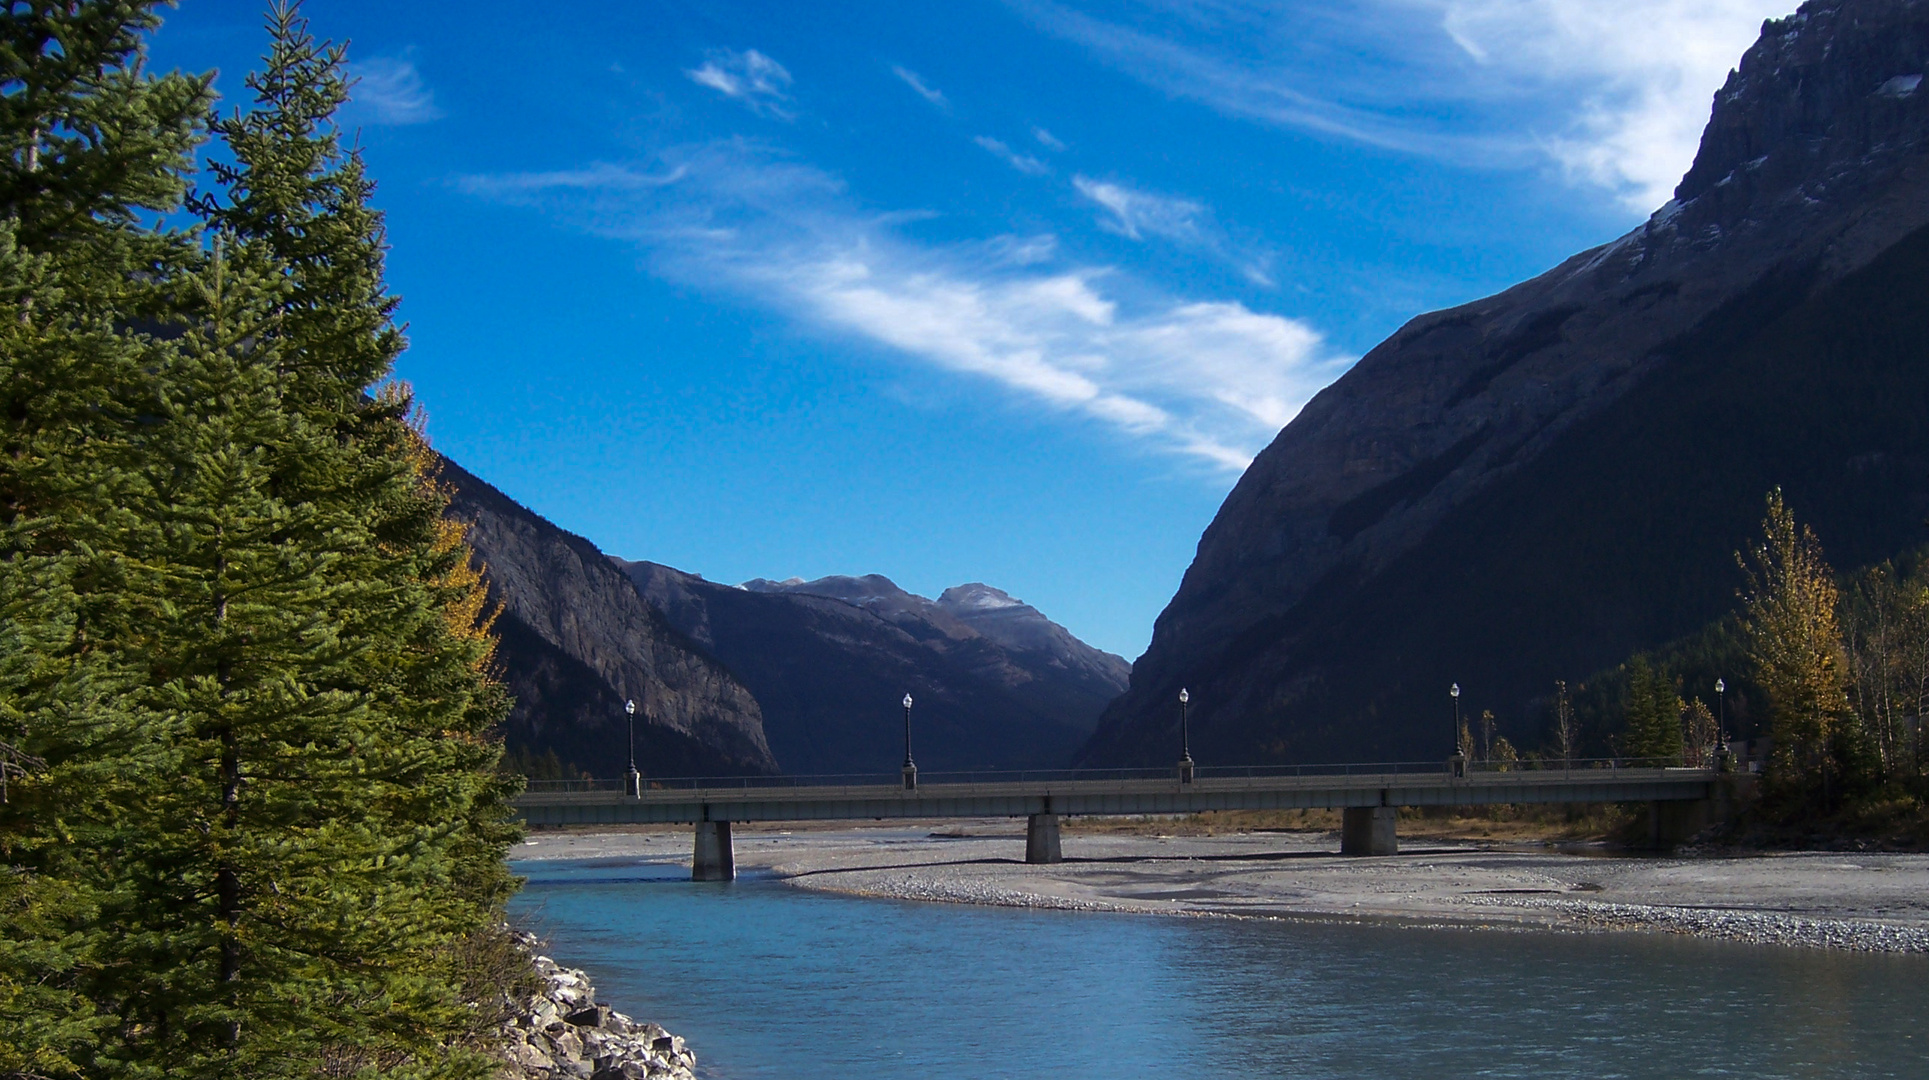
[
  {"xmin": 440, "ymin": 459, "xmax": 776, "ymax": 776},
  {"xmin": 1083, "ymin": 0, "xmax": 1929, "ymax": 765},
  {"xmin": 623, "ymin": 565, "xmax": 1127, "ymax": 773}
]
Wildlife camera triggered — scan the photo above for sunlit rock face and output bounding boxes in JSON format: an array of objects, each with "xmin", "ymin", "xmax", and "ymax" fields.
[
  {"xmin": 1083, "ymin": 0, "xmax": 1929, "ymax": 766},
  {"xmin": 443, "ymin": 458, "xmax": 777, "ymax": 777}
]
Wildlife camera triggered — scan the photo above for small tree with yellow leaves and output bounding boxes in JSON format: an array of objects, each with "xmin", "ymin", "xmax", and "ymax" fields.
[{"xmin": 1738, "ymin": 491, "xmax": 1857, "ymax": 811}]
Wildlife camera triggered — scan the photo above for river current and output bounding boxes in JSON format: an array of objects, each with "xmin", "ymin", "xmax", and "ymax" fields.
[{"xmin": 509, "ymin": 856, "xmax": 1928, "ymax": 1079}]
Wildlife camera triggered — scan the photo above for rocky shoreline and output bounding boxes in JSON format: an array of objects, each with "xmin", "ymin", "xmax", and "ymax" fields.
[{"xmin": 498, "ymin": 936, "xmax": 697, "ymax": 1080}]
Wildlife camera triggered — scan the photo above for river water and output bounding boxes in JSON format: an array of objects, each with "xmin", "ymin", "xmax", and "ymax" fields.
[{"xmin": 509, "ymin": 856, "xmax": 1929, "ymax": 1079}]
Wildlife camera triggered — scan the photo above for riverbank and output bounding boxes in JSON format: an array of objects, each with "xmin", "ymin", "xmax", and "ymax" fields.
[
  {"xmin": 498, "ymin": 932, "xmax": 698, "ymax": 1080},
  {"xmin": 516, "ymin": 821, "xmax": 1929, "ymax": 953}
]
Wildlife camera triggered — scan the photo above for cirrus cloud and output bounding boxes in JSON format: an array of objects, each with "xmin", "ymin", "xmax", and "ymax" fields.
[
  {"xmin": 892, "ymin": 65, "xmax": 950, "ymax": 109},
  {"xmin": 347, "ymin": 56, "xmax": 441, "ymax": 125},
  {"xmin": 687, "ymin": 47, "xmax": 795, "ymax": 119},
  {"xmin": 1011, "ymin": 0, "xmax": 1793, "ymax": 211},
  {"xmin": 457, "ymin": 142, "xmax": 1351, "ymax": 472}
]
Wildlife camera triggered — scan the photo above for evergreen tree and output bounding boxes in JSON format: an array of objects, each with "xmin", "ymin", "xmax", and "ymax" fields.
[
  {"xmin": 0, "ymin": 3, "xmax": 210, "ymax": 1074},
  {"xmin": 1620, "ymin": 656, "xmax": 1684, "ymax": 766},
  {"xmin": 3, "ymin": 4, "xmax": 517, "ymax": 1074},
  {"xmin": 62, "ymin": 6, "xmax": 518, "ymax": 1074}
]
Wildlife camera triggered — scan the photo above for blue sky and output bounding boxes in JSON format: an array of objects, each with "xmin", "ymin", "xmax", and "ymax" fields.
[{"xmin": 149, "ymin": 0, "xmax": 1791, "ymax": 659}]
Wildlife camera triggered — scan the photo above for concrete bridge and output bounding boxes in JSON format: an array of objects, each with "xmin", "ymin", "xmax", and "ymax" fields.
[{"xmin": 513, "ymin": 763, "xmax": 1723, "ymax": 880}]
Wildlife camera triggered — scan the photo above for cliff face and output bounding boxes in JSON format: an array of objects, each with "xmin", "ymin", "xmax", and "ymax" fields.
[
  {"xmin": 440, "ymin": 459, "xmax": 776, "ymax": 776},
  {"xmin": 1083, "ymin": 0, "xmax": 1929, "ymax": 765},
  {"xmin": 624, "ymin": 565, "xmax": 1127, "ymax": 773}
]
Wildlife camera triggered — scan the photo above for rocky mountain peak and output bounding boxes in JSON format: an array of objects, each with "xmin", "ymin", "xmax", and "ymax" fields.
[
  {"xmin": 1080, "ymin": 0, "xmax": 1929, "ymax": 766},
  {"xmin": 735, "ymin": 572, "xmax": 1130, "ymax": 687},
  {"xmin": 623, "ymin": 561, "xmax": 1130, "ymax": 772},
  {"xmin": 1674, "ymin": 0, "xmax": 1929, "ymax": 236},
  {"xmin": 936, "ymin": 583, "xmax": 1024, "ymax": 611},
  {"xmin": 742, "ymin": 573, "xmax": 915, "ymax": 609}
]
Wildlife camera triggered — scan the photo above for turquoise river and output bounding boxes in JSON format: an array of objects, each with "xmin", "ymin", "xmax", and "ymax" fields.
[{"xmin": 509, "ymin": 856, "xmax": 1929, "ymax": 1079}]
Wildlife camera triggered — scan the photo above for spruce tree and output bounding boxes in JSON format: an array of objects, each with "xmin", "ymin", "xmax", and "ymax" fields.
[
  {"xmin": 3, "ymin": 4, "xmax": 517, "ymax": 1074},
  {"xmin": 1621, "ymin": 657, "xmax": 1684, "ymax": 767},
  {"xmin": 62, "ymin": 6, "xmax": 519, "ymax": 1074},
  {"xmin": 0, "ymin": 3, "xmax": 210, "ymax": 1075}
]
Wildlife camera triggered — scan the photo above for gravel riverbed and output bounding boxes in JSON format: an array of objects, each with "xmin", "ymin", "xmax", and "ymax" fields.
[{"xmin": 517, "ymin": 823, "xmax": 1929, "ymax": 953}]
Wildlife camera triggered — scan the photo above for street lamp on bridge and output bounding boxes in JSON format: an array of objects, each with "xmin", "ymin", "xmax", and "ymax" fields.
[
  {"xmin": 1715, "ymin": 677, "xmax": 1728, "ymax": 771},
  {"xmin": 624, "ymin": 699, "xmax": 640, "ymax": 799},
  {"xmin": 1177, "ymin": 688, "xmax": 1194, "ymax": 784},
  {"xmin": 902, "ymin": 693, "xmax": 917, "ymax": 791},
  {"xmin": 1449, "ymin": 683, "xmax": 1465, "ymax": 778}
]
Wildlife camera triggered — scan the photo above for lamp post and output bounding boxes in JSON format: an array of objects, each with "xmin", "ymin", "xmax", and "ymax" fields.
[
  {"xmin": 1177, "ymin": 688, "xmax": 1195, "ymax": 784},
  {"xmin": 1449, "ymin": 683, "xmax": 1465, "ymax": 778},
  {"xmin": 901, "ymin": 693, "xmax": 917, "ymax": 791},
  {"xmin": 1715, "ymin": 678, "xmax": 1728, "ymax": 772},
  {"xmin": 624, "ymin": 699, "xmax": 640, "ymax": 798}
]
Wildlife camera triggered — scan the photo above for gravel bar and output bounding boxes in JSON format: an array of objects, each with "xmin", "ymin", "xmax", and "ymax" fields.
[{"xmin": 517, "ymin": 824, "xmax": 1929, "ymax": 953}]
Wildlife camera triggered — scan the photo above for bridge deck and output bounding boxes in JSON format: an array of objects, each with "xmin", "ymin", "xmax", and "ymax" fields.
[{"xmin": 513, "ymin": 768, "xmax": 1716, "ymax": 827}]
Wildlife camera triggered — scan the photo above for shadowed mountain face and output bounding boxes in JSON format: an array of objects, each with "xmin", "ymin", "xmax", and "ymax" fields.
[
  {"xmin": 623, "ymin": 565, "xmax": 1129, "ymax": 774},
  {"xmin": 1082, "ymin": 0, "xmax": 1929, "ymax": 766},
  {"xmin": 440, "ymin": 459, "xmax": 777, "ymax": 777},
  {"xmin": 743, "ymin": 575, "xmax": 1131, "ymax": 698}
]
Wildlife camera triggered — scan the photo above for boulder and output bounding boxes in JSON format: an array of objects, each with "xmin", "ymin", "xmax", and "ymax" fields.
[
  {"xmin": 566, "ymin": 1004, "xmax": 612, "ymax": 1029},
  {"xmin": 498, "ymin": 936, "xmax": 696, "ymax": 1080}
]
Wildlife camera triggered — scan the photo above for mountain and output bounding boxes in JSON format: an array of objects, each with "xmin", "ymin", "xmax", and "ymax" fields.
[
  {"xmin": 440, "ymin": 458, "xmax": 778, "ymax": 776},
  {"xmin": 744, "ymin": 575, "xmax": 1131, "ymax": 698},
  {"xmin": 1082, "ymin": 0, "xmax": 1929, "ymax": 766},
  {"xmin": 622, "ymin": 565, "xmax": 1129, "ymax": 773}
]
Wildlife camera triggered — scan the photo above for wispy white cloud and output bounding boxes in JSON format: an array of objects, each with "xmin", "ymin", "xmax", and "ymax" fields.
[
  {"xmin": 1072, "ymin": 174, "xmax": 1275, "ymax": 286},
  {"xmin": 1033, "ymin": 127, "xmax": 1067, "ymax": 151},
  {"xmin": 457, "ymin": 142, "xmax": 1350, "ymax": 471},
  {"xmin": 454, "ymin": 162, "xmax": 689, "ymax": 197},
  {"xmin": 687, "ymin": 48, "xmax": 794, "ymax": 118},
  {"xmin": 975, "ymin": 135, "xmax": 1051, "ymax": 175},
  {"xmin": 892, "ymin": 65, "xmax": 949, "ymax": 109},
  {"xmin": 1011, "ymin": 1, "xmax": 1509, "ymax": 162},
  {"xmin": 1073, "ymin": 175, "xmax": 1204, "ymax": 241},
  {"xmin": 347, "ymin": 56, "xmax": 441, "ymax": 125},
  {"xmin": 1012, "ymin": 0, "xmax": 1789, "ymax": 211}
]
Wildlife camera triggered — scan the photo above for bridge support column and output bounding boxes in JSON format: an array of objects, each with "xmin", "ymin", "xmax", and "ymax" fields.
[
  {"xmin": 1648, "ymin": 800, "xmax": 1710, "ymax": 849},
  {"xmin": 693, "ymin": 820, "xmax": 734, "ymax": 881},
  {"xmin": 1026, "ymin": 813, "xmax": 1062, "ymax": 864},
  {"xmin": 1341, "ymin": 806, "xmax": 1398, "ymax": 856}
]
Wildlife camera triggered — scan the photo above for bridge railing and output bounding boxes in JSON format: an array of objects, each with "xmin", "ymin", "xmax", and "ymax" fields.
[{"xmin": 515, "ymin": 757, "xmax": 1689, "ymax": 795}]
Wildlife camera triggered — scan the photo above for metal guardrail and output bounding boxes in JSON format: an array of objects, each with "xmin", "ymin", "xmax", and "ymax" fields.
[{"xmin": 516, "ymin": 758, "xmax": 1695, "ymax": 796}]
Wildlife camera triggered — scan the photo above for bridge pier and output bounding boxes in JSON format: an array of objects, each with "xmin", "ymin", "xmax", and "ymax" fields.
[
  {"xmin": 1340, "ymin": 806, "xmax": 1398, "ymax": 856},
  {"xmin": 1647, "ymin": 799, "xmax": 1711, "ymax": 849},
  {"xmin": 693, "ymin": 820, "xmax": 734, "ymax": 881},
  {"xmin": 1025, "ymin": 812, "xmax": 1062, "ymax": 864}
]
